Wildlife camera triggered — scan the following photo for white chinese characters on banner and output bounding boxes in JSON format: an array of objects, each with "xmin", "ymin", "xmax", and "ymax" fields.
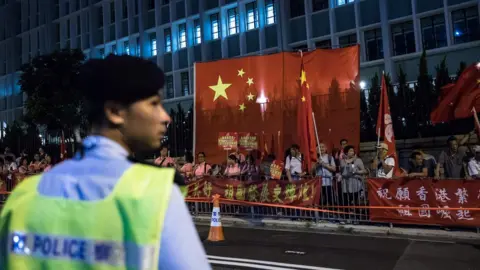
[
  {"xmin": 419, "ymin": 204, "xmax": 431, "ymax": 218},
  {"xmin": 436, "ymin": 206, "xmax": 452, "ymax": 220},
  {"xmin": 435, "ymin": 188, "xmax": 451, "ymax": 203},
  {"xmin": 397, "ymin": 205, "xmax": 413, "ymax": 217},
  {"xmin": 377, "ymin": 188, "xmax": 391, "ymax": 200},
  {"xmin": 416, "ymin": 186, "xmax": 428, "ymax": 201},
  {"xmin": 456, "ymin": 208, "xmax": 473, "ymax": 221},
  {"xmin": 395, "ymin": 187, "xmax": 411, "ymax": 201},
  {"xmin": 455, "ymin": 188, "xmax": 469, "ymax": 204}
]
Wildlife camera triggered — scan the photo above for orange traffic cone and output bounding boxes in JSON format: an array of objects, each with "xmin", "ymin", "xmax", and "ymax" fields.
[{"xmin": 206, "ymin": 194, "xmax": 225, "ymax": 242}]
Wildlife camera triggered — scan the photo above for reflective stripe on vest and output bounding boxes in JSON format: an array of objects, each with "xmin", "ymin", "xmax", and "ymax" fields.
[{"xmin": 1, "ymin": 164, "xmax": 175, "ymax": 270}]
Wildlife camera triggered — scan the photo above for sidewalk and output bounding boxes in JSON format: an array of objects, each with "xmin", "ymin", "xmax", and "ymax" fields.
[{"xmin": 193, "ymin": 215, "xmax": 480, "ymax": 242}]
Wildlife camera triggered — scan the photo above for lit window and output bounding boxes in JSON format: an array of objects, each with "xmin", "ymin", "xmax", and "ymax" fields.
[
  {"xmin": 112, "ymin": 44, "xmax": 117, "ymax": 55},
  {"xmin": 136, "ymin": 37, "xmax": 140, "ymax": 56},
  {"xmin": 246, "ymin": 2, "xmax": 259, "ymax": 30},
  {"xmin": 211, "ymin": 13, "xmax": 219, "ymax": 40},
  {"xmin": 164, "ymin": 28, "xmax": 172, "ymax": 52},
  {"xmin": 194, "ymin": 19, "xmax": 201, "ymax": 45},
  {"xmin": 150, "ymin": 33, "xmax": 157, "ymax": 56},
  {"xmin": 179, "ymin": 23, "xmax": 187, "ymax": 48},
  {"xmin": 337, "ymin": 0, "xmax": 354, "ymax": 6},
  {"xmin": 124, "ymin": 41, "xmax": 129, "ymax": 55},
  {"xmin": 265, "ymin": 1, "xmax": 275, "ymax": 25},
  {"xmin": 228, "ymin": 8, "xmax": 239, "ymax": 35}
]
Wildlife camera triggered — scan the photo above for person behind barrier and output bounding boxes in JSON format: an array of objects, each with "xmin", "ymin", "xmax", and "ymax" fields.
[
  {"xmin": 0, "ymin": 55, "xmax": 211, "ymax": 270},
  {"xmin": 285, "ymin": 144, "xmax": 304, "ymax": 181}
]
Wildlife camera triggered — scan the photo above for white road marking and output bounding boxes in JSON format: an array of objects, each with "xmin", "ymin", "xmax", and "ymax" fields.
[{"xmin": 207, "ymin": 255, "xmax": 342, "ymax": 270}]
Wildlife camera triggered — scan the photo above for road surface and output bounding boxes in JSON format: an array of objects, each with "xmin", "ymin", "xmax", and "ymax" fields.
[{"xmin": 197, "ymin": 226, "xmax": 480, "ymax": 270}]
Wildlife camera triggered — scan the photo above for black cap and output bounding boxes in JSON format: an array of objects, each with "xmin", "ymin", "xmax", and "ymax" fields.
[{"xmin": 77, "ymin": 55, "xmax": 165, "ymax": 105}]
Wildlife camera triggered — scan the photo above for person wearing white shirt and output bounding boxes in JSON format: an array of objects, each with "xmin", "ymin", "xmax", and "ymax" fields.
[
  {"xmin": 285, "ymin": 144, "xmax": 304, "ymax": 181},
  {"xmin": 374, "ymin": 143, "xmax": 395, "ymax": 179},
  {"xmin": 467, "ymin": 145, "xmax": 480, "ymax": 179}
]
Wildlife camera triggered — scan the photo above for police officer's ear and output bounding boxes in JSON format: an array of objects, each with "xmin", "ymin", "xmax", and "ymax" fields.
[{"xmin": 104, "ymin": 101, "xmax": 128, "ymax": 126}]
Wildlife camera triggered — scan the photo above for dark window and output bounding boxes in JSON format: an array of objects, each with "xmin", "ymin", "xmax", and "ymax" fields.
[
  {"xmin": 110, "ymin": 2, "xmax": 115, "ymax": 23},
  {"xmin": 181, "ymin": 72, "xmax": 190, "ymax": 96},
  {"xmin": 290, "ymin": 0, "xmax": 305, "ymax": 18},
  {"xmin": 211, "ymin": 13, "xmax": 220, "ymax": 40},
  {"xmin": 166, "ymin": 75, "xmax": 174, "ymax": 99},
  {"xmin": 312, "ymin": 0, "xmax": 328, "ymax": 12},
  {"xmin": 421, "ymin": 14, "xmax": 446, "ymax": 50},
  {"xmin": 292, "ymin": 44, "xmax": 308, "ymax": 51},
  {"xmin": 99, "ymin": 48, "xmax": 105, "ymax": 58},
  {"xmin": 315, "ymin": 39, "xmax": 331, "ymax": 49},
  {"xmin": 148, "ymin": 0, "xmax": 155, "ymax": 10},
  {"xmin": 265, "ymin": 0, "xmax": 276, "ymax": 25},
  {"xmin": 134, "ymin": 0, "xmax": 138, "ymax": 15},
  {"xmin": 227, "ymin": 8, "xmax": 239, "ymax": 35},
  {"xmin": 246, "ymin": 2, "xmax": 259, "ymax": 30},
  {"xmin": 112, "ymin": 44, "xmax": 117, "ymax": 55},
  {"xmin": 98, "ymin": 6, "xmax": 103, "ymax": 27},
  {"xmin": 391, "ymin": 21, "xmax": 416, "ymax": 56},
  {"xmin": 164, "ymin": 28, "xmax": 172, "ymax": 52},
  {"xmin": 66, "ymin": 19, "xmax": 70, "ymax": 38},
  {"xmin": 77, "ymin": 15, "xmax": 81, "ymax": 34},
  {"xmin": 339, "ymin": 33, "xmax": 357, "ymax": 48},
  {"xmin": 65, "ymin": 0, "xmax": 70, "ymax": 15},
  {"xmin": 364, "ymin": 28, "xmax": 383, "ymax": 61},
  {"xmin": 162, "ymin": 0, "xmax": 170, "ymax": 4},
  {"xmin": 123, "ymin": 0, "xmax": 128, "ymax": 18},
  {"xmin": 452, "ymin": 7, "xmax": 480, "ymax": 44}
]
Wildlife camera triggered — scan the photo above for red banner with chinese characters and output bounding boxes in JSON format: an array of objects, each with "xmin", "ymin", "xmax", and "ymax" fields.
[
  {"xmin": 238, "ymin": 132, "xmax": 258, "ymax": 151},
  {"xmin": 186, "ymin": 177, "xmax": 321, "ymax": 206},
  {"xmin": 368, "ymin": 178, "xmax": 480, "ymax": 227},
  {"xmin": 218, "ymin": 132, "xmax": 238, "ymax": 151}
]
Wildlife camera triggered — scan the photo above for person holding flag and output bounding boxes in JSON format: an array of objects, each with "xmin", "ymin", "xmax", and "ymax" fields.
[{"xmin": 372, "ymin": 72, "xmax": 399, "ymax": 178}]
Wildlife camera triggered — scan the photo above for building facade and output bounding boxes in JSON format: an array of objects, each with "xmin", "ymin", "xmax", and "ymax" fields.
[{"xmin": 0, "ymin": 0, "xmax": 479, "ymax": 136}]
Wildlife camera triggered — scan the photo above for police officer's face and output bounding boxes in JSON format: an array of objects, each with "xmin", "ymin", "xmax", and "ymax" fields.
[{"xmin": 121, "ymin": 95, "xmax": 171, "ymax": 152}]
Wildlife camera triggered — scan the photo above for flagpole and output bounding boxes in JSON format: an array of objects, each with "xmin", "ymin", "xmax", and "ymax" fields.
[{"xmin": 312, "ymin": 112, "xmax": 321, "ymax": 156}]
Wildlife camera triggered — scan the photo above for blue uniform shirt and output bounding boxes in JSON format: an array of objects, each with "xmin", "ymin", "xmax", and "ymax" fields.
[{"xmin": 36, "ymin": 136, "xmax": 211, "ymax": 269}]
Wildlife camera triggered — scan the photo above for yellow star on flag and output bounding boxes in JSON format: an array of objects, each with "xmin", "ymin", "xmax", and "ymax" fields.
[
  {"xmin": 209, "ymin": 76, "xmax": 231, "ymax": 101},
  {"xmin": 247, "ymin": 78, "xmax": 254, "ymax": 86},
  {"xmin": 239, "ymin": 103, "xmax": 246, "ymax": 112},
  {"xmin": 301, "ymin": 96, "xmax": 306, "ymax": 102},
  {"xmin": 300, "ymin": 70, "xmax": 307, "ymax": 85},
  {"xmin": 247, "ymin": 92, "xmax": 255, "ymax": 101},
  {"xmin": 237, "ymin": 69, "xmax": 245, "ymax": 77}
]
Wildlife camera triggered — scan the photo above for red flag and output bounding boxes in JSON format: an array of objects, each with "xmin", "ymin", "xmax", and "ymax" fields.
[
  {"xmin": 260, "ymin": 132, "xmax": 268, "ymax": 161},
  {"xmin": 60, "ymin": 131, "xmax": 67, "ymax": 161},
  {"xmin": 376, "ymin": 74, "xmax": 401, "ymax": 177},
  {"xmin": 270, "ymin": 134, "xmax": 275, "ymax": 155},
  {"xmin": 296, "ymin": 54, "xmax": 317, "ymax": 173},
  {"xmin": 431, "ymin": 63, "xmax": 480, "ymax": 123}
]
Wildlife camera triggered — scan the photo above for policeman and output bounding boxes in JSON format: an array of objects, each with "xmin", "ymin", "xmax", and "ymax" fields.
[{"xmin": 0, "ymin": 55, "xmax": 211, "ymax": 269}]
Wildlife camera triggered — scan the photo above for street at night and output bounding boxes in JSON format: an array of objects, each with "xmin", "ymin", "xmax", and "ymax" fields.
[{"xmin": 198, "ymin": 225, "xmax": 480, "ymax": 270}]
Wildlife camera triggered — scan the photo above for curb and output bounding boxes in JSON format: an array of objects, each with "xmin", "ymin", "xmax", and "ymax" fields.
[{"xmin": 194, "ymin": 216, "xmax": 480, "ymax": 241}]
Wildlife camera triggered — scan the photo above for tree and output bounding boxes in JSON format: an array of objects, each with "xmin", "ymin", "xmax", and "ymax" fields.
[
  {"xmin": 368, "ymin": 73, "xmax": 381, "ymax": 136},
  {"xmin": 456, "ymin": 61, "xmax": 467, "ymax": 81},
  {"xmin": 396, "ymin": 67, "xmax": 416, "ymax": 138},
  {"xmin": 414, "ymin": 50, "xmax": 434, "ymax": 136},
  {"xmin": 19, "ymin": 49, "xmax": 87, "ymax": 135},
  {"xmin": 360, "ymin": 89, "xmax": 371, "ymax": 141},
  {"xmin": 2, "ymin": 121, "xmax": 25, "ymax": 154}
]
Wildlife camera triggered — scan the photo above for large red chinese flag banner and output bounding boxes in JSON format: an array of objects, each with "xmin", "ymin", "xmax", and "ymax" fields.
[
  {"xmin": 297, "ymin": 55, "xmax": 317, "ymax": 172},
  {"xmin": 376, "ymin": 74, "xmax": 400, "ymax": 176},
  {"xmin": 194, "ymin": 47, "xmax": 360, "ymax": 164}
]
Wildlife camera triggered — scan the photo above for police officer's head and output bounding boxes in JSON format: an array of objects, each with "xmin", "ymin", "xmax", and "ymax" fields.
[{"xmin": 77, "ymin": 55, "xmax": 171, "ymax": 153}]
